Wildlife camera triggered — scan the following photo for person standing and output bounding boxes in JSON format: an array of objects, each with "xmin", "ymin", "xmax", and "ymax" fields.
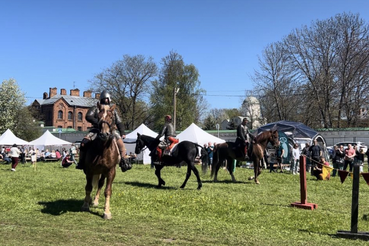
[
  {"xmin": 291, "ymin": 143, "xmax": 300, "ymax": 175},
  {"xmin": 331, "ymin": 145, "xmax": 338, "ymax": 177},
  {"xmin": 309, "ymin": 140, "xmax": 322, "ymax": 173},
  {"xmin": 301, "ymin": 143, "xmax": 311, "ymax": 172},
  {"xmin": 207, "ymin": 142, "xmax": 214, "ymax": 167},
  {"xmin": 344, "ymin": 144, "xmax": 355, "ymax": 172},
  {"xmin": 366, "ymin": 148, "xmax": 369, "ymax": 171},
  {"xmin": 356, "ymin": 148, "xmax": 365, "ymax": 173},
  {"xmin": 10, "ymin": 144, "xmax": 21, "ymax": 171}
]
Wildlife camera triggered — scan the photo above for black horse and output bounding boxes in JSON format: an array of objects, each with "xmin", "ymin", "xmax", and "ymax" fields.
[
  {"xmin": 211, "ymin": 130, "xmax": 279, "ymax": 184},
  {"xmin": 135, "ymin": 133, "xmax": 205, "ymax": 190}
]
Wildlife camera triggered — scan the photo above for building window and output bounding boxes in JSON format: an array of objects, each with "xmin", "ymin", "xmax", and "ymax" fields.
[
  {"xmin": 68, "ymin": 111, "xmax": 73, "ymax": 120},
  {"xmin": 58, "ymin": 110, "xmax": 63, "ymax": 119},
  {"xmin": 78, "ymin": 112, "xmax": 83, "ymax": 121},
  {"xmin": 78, "ymin": 126, "xmax": 82, "ymax": 131},
  {"xmin": 67, "ymin": 126, "xmax": 72, "ymax": 129}
]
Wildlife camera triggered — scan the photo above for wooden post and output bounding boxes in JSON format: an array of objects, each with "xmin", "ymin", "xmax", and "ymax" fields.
[{"xmin": 291, "ymin": 155, "xmax": 318, "ymax": 210}]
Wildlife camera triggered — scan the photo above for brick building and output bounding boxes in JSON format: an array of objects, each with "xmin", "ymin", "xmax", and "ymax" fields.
[{"xmin": 32, "ymin": 87, "xmax": 99, "ymax": 131}]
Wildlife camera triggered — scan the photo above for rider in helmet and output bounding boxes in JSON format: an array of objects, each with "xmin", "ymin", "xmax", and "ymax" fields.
[
  {"xmin": 76, "ymin": 90, "xmax": 130, "ymax": 172},
  {"xmin": 155, "ymin": 115, "xmax": 179, "ymax": 161}
]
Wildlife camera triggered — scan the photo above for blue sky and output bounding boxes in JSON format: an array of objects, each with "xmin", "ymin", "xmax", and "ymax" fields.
[{"xmin": 1, "ymin": 0, "xmax": 369, "ymax": 110}]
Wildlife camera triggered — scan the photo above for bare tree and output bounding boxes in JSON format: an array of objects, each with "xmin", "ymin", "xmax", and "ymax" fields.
[{"xmin": 90, "ymin": 55, "xmax": 157, "ymax": 130}]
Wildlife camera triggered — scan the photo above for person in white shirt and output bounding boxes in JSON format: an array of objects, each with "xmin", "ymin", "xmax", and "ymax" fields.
[
  {"xmin": 10, "ymin": 144, "xmax": 21, "ymax": 171},
  {"xmin": 291, "ymin": 143, "xmax": 301, "ymax": 175}
]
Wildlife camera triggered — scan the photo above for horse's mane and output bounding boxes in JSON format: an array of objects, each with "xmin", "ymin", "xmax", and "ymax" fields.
[{"xmin": 254, "ymin": 130, "xmax": 271, "ymax": 143}]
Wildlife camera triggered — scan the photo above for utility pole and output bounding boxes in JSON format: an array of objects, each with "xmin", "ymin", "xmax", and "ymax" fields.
[{"xmin": 173, "ymin": 86, "xmax": 180, "ymax": 132}]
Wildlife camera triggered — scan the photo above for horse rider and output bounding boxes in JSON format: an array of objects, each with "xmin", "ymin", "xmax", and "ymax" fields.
[
  {"xmin": 155, "ymin": 115, "xmax": 179, "ymax": 161},
  {"xmin": 235, "ymin": 117, "xmax": 250, "ymax": 159},
  {"xmin": 76, "ymin": 90, "xmax": 129, "ymax": 171}
]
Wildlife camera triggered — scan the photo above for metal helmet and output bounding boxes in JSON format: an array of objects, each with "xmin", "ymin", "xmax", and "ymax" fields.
[
  {"xmin": 165, "ymin": 115, "xmax": 172, "ymax": 121},
  {"xmin": 100, "ymin": 90, "xmax": 111, "ymax": 105}
]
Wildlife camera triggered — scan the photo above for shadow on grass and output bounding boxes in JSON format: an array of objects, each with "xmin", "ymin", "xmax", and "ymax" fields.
[
  {"xmin": 38, "ymin": 199, "xmax": 101, "ymax": 218},
  {"xmin": 201, "ymin": 179, "xmax": 251, "ymax": 184},
  {"xmin": 122, "ymin": 181, "xmax": 177, "ymax": 190}
]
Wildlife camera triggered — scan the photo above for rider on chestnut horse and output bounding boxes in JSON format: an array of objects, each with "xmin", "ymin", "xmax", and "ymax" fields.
[{"xmin": 76, "ymin": 90, "xmax": 130, "ymax": 172}]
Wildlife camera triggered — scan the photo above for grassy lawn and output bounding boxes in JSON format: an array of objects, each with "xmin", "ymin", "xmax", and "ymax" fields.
[{"xmin": 0, "ymin": 161, "xmax": 369, "ymax": 245}]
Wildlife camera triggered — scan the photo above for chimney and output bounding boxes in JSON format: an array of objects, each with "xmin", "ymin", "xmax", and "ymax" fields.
[
  {"xmin": 60, "ymin": 88, "xmax": 67, "ymax": 95},
  {"xmin": 49, "ymin": 87, "xmax": 57, "ymax": 98},
  {"xmin": 83, "ymin": 90, "xmax": 92, "ymax": 98},
  {"xmin": 43, "ymin": 92, "xmax": 48, "ymax": 99},
  {"xmin": 70, "ymin": 89, "xmax": 80, "ymax": 97},
  {"xmin": 95, "ymin": 93, "xmax": 100, "ymax": 99}
]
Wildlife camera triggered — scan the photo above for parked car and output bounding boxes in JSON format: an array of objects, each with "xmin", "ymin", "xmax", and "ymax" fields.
[{"xmin": 333, "ymin": 141, "xmax": 367, "ymax": 153}]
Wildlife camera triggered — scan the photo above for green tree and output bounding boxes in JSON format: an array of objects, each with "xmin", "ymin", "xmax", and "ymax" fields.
[
  {"xmin": 150, "ymin": 51, "xmax": 205, "ymax": 131},
  {"xmin": 0, "ymin": 79, "xmax": 26, "ymax": 132}
]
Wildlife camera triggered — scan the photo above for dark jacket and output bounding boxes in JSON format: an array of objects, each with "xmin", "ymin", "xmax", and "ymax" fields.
[
  {"xmin": 236, "ymin": 124, "xmax": 249, "ymax": 142},
  {"xmin": 85, "ymin": 106, "xmax": 125, "ymax": 136}
]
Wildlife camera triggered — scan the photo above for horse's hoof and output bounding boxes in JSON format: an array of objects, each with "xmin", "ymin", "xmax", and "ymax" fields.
[
  {"xmin": 255, "ymin": 180, "xmax": 260, "ymax": 185},
  {"xmin": 180, "ymin": 185, "xmax": 185, "ymax": 189},
  {"xmin": 248, "ymin": 176, "xmax": 255, "ymax": 180},
  {"xmin": 197, "ymin": 185, "xmax": 202, "ymax": 190},
  {"xmin": 81, "ymin": 205, "xmax": 90, "ymax": 212},
  {"xmin": 103, "ymin": 212, "xmax": 112, "ymax": 220}
]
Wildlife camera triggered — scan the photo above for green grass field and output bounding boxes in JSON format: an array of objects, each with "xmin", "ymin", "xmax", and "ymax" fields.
[{"xmin": 1, "ymin": 161, "xmax": 369, "ymax": 246}]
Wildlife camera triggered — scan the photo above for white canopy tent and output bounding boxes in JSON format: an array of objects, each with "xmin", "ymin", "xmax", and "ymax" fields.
[
  {"xmin": 0, "ymin": 129, "xmax": 30, "ymax": 145},
  {"xmin": 124, "ymin": 124, "xmax": 158, "ymax": 164},
  {"xmin": 28, "ymin": 130, "xmax": 72, "ymax": 151},
  {"xmin": 177, "ymin": 123, "xmax": 225, "ymax": 146}
]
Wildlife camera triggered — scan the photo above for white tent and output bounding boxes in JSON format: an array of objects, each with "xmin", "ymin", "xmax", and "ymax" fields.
[
  {"xmin": 29, "ymin": 130, "xmax": 72, "ymax": 147},
  {"xmin": 124, "ymin": 124, "xmax": 158, "ymax": 164},
  {"xmin": 177, "ymin": 123, "xmax": 225, "ymax": 146},
  {"xmin": 0, "ymin": 129, "xmax": 30, "ymax": 145}
]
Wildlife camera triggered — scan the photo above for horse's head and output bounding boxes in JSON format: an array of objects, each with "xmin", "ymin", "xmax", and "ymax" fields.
[
  {"xmin": 268, "ymin": 130, "xmax": 280, "ymax": 147},
  {"xmin": 135, "ymin": 133, "xmax": 145, "ymax": 154},
  {"xmin": 97, "ymin": 103, "xmax": 117, "ymax": 142}
]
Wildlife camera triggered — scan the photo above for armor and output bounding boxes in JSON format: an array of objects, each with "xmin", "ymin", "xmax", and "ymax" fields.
[{"xmin": 100, "ymin": 90, "xmax": 111, "ymax": 105}]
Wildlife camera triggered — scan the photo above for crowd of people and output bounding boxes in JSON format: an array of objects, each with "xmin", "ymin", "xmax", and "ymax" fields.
[{"xmin": 1, "ymin": 144, "xmax": 80, "ymax": 171}]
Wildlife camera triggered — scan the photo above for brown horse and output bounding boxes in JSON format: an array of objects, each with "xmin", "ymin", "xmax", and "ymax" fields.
[
  {"xmin": 81, "ymin": 103, "xmax": 120, "ymax": 219},
  {"xmin": 211, "ymin": 130, "xmax": 279, "ymax": 184}
]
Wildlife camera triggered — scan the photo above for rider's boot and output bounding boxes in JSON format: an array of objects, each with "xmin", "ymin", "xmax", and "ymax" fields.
[
  {"xmin": 117, "ymin": 138, "xmax": 131, "ymax": 172},
  {"xmin": 76, "ymin": 138, "xmax": 89, "ymax": 170}
]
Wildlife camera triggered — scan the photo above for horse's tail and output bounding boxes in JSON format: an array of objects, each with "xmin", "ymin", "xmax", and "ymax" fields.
[
  {"xmin": 92, "ymin": 175, "xmax": 100, "ymax": 190},
  {"xmin": 211, "ymin": 144, "xmax": 219, "ymax": 178}
]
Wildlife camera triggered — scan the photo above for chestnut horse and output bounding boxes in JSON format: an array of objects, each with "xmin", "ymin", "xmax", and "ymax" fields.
[
  {"xmin": 81, "ymin": 103, "xmax": 120, "ymax": 219},
  {"xmin": 211, "ymin": 130, "xmax": 279, "ymax": 184},
  {"xmin": 135, "ymin": 133, "xmax": 205, "ymax": 190}
]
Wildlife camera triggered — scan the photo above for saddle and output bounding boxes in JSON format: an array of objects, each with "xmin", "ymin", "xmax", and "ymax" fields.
[{"xmin": 153, "ymin": 139, "xmax": 179, "ymax": 164}]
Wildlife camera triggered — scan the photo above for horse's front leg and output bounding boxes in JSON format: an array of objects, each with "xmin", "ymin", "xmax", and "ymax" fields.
[
  {"xmin": 103, "ymin": 170, "xmax": 116, "ymax": 220},
  {"xmin": 180, "ymin": 163, "xmax": 192, "ymax": 189},
  {"xmin": 155, "ymin": 165, "xmax": 165, "ymax": 187},
  {"xmin": 82, "ymin": 175, "xmax": 93, "ymax": 211},
  {"xmin": 92, "ymin": 175, "xmax": 105, "ymax": 207}
]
